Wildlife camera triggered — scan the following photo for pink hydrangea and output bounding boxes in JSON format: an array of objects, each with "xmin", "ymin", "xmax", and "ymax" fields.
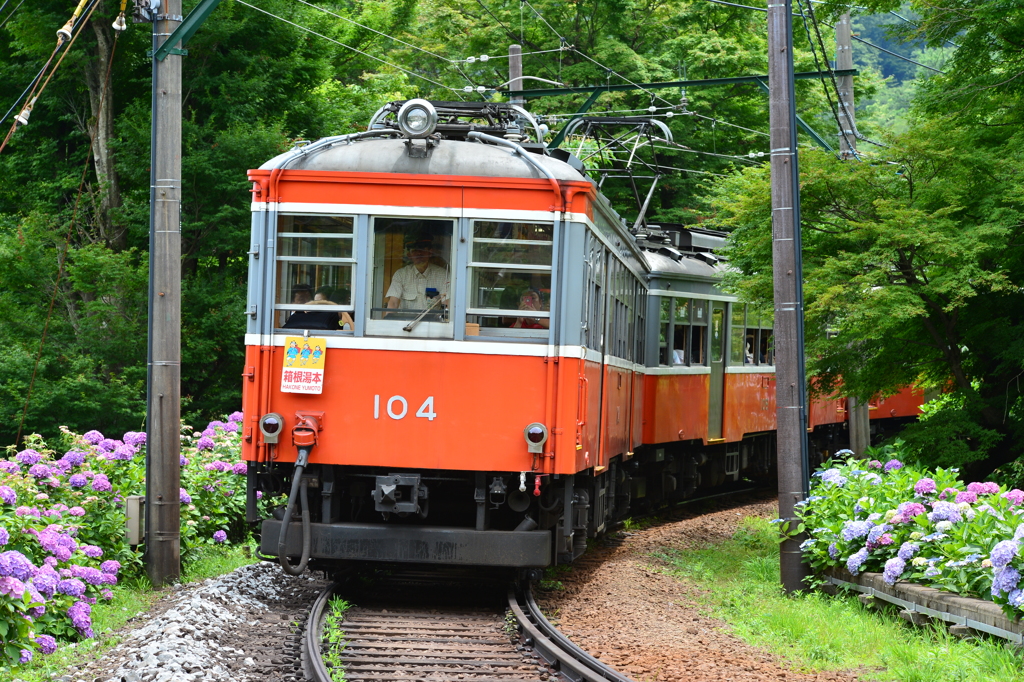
[
  {"xmin": 955, "ymin": 491, "xmax": 978, "ymax": 504},
  {"xmin": 1003, "ymin": 489, "xmax": 1024, "ymax": 506},
  {"xmin": 914, "ymin": 478, "xmax": 937, "ymax": 495}
]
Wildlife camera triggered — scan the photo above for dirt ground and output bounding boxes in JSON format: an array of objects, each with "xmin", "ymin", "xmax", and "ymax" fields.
[{"xmin": 537, "ymin": 497, "xmax": 863, "ymax": 682}]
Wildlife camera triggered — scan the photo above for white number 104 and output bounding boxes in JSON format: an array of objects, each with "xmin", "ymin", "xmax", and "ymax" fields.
[{"xmin": 374, "ymin": 395, "xmax": 437, "ymax": 421}]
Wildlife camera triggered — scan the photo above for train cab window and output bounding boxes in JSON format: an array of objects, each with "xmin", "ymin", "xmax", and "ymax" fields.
[
  {"xmin": 658, "ymin": 298, "xmax": 671, "ymax": 366},
  {"xmin": 367, "ymin": 217, "xmax": 455, "ymax": 338},
  {"xmin": 758, "ymin": 311, "xmax": 775, "ymax": 365},
  {"xmin": 730, "ymin": 304, "xmax": 747, "ymax": 365},
  {"xmin": 710, "ymin": 305, "xmax": 725, "ymax": 363},
  {"xmin": 274, "ymin": 215, "xmax": 356, "ymax": 331},
  {"xmin": 466, "ymin": 221, "xmax": 553, "ymax": 338},
  {"xmin": 690, "ymin": 300, "xmax": 708, "ymax": 365},
  {"xmin": 672, "ymin": 298, "xmax": 690, "ymax": 365}
]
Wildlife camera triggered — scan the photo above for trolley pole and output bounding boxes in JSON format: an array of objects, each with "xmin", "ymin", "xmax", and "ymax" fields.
[
  {"xmin": 509, "ymin": 44, "xmax": 523, "ymax": 108},
  {"xmin": 145, "ymin": 2, "xmax": 183, "ymax": 586},
  {"xmin": 767, "ymin": 0, "xmax": 811, "ymax": 593}
]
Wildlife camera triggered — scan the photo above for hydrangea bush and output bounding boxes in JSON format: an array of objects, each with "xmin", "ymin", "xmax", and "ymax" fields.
[
  {"xmin": 797, "ymin": 447, "xmax": 1024, "ymax": 619},
  {"xmin": 0, "ymin": 412, "xmax": 253, "ymax": 664}
]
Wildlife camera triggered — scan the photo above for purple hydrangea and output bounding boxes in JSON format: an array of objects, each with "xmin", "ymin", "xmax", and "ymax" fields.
[
  {"xmin": 50, "ymin": 459, "xmax": 72, "ymax": 474},
  {"xmin": 898, "ymin": 542, "xmax": 919, "ymax": 561},
  {"xmin": 828, "ymin": 542, "xmax": 839, "ymax": 559},
  {"xmin": 28, "ymin": 463, "xmax": 51, "ymax": 479},
  {"xmin": 68, "ymin": 506, "xmax": 85, "ymax": 516},
  {"xmin": 256, "ymin": 490, "xmax": 263, "ymax": 500},
  {"xmin": 955, "ymin": 491, "xmax": 978, "ymax": 504},
  {"xmin": 100, "ymin": 560, "xmax": 121, "ymax": 575},
  {"xmin": 205, "ymin": 461, "xmax": 230, "ymax": 472},
  {"xmin": 0, "ymin": 550, "xmax": 37, "ymax": 581},
  {"xmin": 967, "ymin": 481, "xmax": 1000, "ymax": 495},
  {"xmin": 991, "ymin": 540, "xmax": 1019, "ymax": 568},
  {"xmin": 867, "ymin": 460, "xmax": 882, "ymax": 469},
  {"xmin": 992, "ymin": 566, "xmax": 1021, "ymax": 597},
  {"xmin": 69, "ymin": 473, "xmax": 87, "ymax": 488},
  {"xmin": 867, "ymin": 524, "xmax": 892, "ymax": 546},
  {"xmin": 0, "ymin": 461, "xmax": 18, "ymax": 474},
  {"xmin": 0, "ymin": 527, "xmax": 7, "ymax": 546},
  {"xmin": 34, "ymin": 634, "xmax": 57, "ymax": 655},
  {"xmin": 91, "ymin": 474, "xmax": 112, "ymax": 493},
  {"xmin": 208, "ymin": 420, "xmax": 226, "ymax": 430},
  {"xmin": 67, "ymin": 600, "xmax": 92, "ymax": 635},
  {"xmin": 883, "ymin": 557, "xmax": 906, "ymax": 585},
  {"xmin": 16, "ymin": 506, "xmax": 40, "ymax": 517},
  {"xmin": 229, "ymin": 411, "xmax": 244, "ymax": 422},
  {"xmin": 883, "ymin": 459, "xmax": 903, "ymax": 472},
  {"xmin": 232, "ymin": 462, "xmax": 248, "ymax": 475},
  {"xmin": 82, "ymin": 430, "xmax": 104, "ymax": 444},
  {"xmin": 1009, "ymin": 589, "xmax": 1024, "ymax": 609},
  {"xmin": 1003, "ymin": 489, "xmax": 1024, "ymax": 506},
  {"xmin": 96, "ymin": 438, "xmax": 121, "ymax": 453},
  {"xmin": 928, "ymin": 501, "xmax": 963, "ymax": 524},
  {"xmin": 123, "ymin": 431, "xmax": 147, "ymax": 447},
  {"xmin": 820, "ymin": 468, "xmax": 847, "ymax": 487},
  {"xmin": 31, "ymin": 568, "xmax": 58, "ymax": 598},
  {"xmin": 112, "ymin": 444, "xmax": 136, "ymax": 461},
  {"xmin": 892, "ymin": 502, "xmax": 927, "ymax": 523},
  {"xmin": 57, "ymin": 578, "xmax": 86, "ymax": 597},
  {"xmin": 61, "ymin": 450, "xmax": 87, "ymax": 467},
  {"xmin": 70, "ymin": 565, "xmax": 104, "ymax": 585},
  {"xmin": 202, "ymin": 428, "xmax": 216, "ymax": 438},
  {"xmin": 19, "ymin": 649, "xmax": 32, "ymax": 663},
  {"xmin": 197, "ymin": 436, "xmax": 215, "ymax": 451},
  {"xmin": 80, "ymin": 545, "xmax": 103, "ymax": 559},
  {"xmin": 213, "ymin": 530, "xmax": 227, "ymax": 543},
  {"xmin": 180, "ymin": 489, "xmax": 192, "ymax": 504},
  {"xmin": 939, "ymin": 487, "xmax": 960, "ymax": 500},
  {"xmin": 180, "ymin": 455, "xmax": 189, "ymax": 466},
  {"xmin": 0, "ymin": 575, "xmax": 26, "ymax": 598},
  {"xmin": 841, "ymin": 520, "xmax": 874, "ymax": 541},
  {"xmin": 15, "ymin": 449, "xmax": 42, "ymax": 466},
  {"xmin": 847, "ymin": 548, "xmax": 869, "ymax": 575},
  {"xmin": 0, "ymin": 485, "xmax": 15, "ymax": 505},
  {"xmin": 223, "ymin": 421, "xmax": 239, "ymax": 433},
  {"xmin": 101, "ymin": 572, "xmax": 118, "ymax": 585},
  {"xmin": 914, "ymin": 478, "xmax": 937, "ymax": 495}
]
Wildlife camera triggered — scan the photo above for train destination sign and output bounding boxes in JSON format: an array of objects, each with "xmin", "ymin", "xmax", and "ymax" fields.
[{"xmin": 281, "ymin": 336, "xmax": 327, "ymax": 394}]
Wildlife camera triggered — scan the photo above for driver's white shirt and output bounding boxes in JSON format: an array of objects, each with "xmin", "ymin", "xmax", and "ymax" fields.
[{"xmin": 386, "ymin": 263, "xmax": 449, "ymax": 310}]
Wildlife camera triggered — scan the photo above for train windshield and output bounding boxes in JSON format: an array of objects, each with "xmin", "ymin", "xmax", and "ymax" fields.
[
  {"xmin": 367, "ymin": 217, "xmax": 455, "ymax": 338},
  {"xmin": 274, "ymin": 215, "xmax": 356, "ymax": 331}
]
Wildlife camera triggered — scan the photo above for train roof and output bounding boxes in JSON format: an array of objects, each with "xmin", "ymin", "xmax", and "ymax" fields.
[{"xmin": 260, "ymin": 137, "xmax": 587, "ymax": 183}]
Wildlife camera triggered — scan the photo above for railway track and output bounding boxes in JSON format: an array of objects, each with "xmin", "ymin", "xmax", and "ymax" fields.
[{"xmin": 302, "ymin": 577, "xmax": 633, "ymax": 682}]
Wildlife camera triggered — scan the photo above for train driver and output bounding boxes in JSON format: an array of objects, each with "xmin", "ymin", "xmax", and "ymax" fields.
[{"xmin": 385, "ymin": 237, "xmax": 449, "ymax": 311}]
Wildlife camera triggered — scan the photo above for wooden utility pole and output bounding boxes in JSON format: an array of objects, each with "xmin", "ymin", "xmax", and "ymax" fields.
[
  {"xmin": 145, "ymin": 2, "xmax": 183, "ymax": 586},
  {"xmin": 509, "ymin": 44, "xmax": 523, "ymax": 108},
  {"xmin": 835, "ymin": 13, "xmax": 857, "ymax": 160},
  {"xmin": 767, "ymin": 0, "xmax": 811, "ymax": 594}
]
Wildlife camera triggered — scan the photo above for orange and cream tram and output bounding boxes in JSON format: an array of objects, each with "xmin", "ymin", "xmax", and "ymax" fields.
[{"xmin": 240, "ymin": 100, "xmax": 922, "ymax": 573}]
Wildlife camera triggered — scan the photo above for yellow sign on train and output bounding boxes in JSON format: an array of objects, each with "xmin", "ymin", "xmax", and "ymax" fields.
[{"xmin": 281, "ymin": 337, "xmax": 327, "ymax": 395}]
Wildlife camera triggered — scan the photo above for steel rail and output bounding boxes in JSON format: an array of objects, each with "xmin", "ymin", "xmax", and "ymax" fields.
[
  {"xmin": 304, "ymin": 582, "xmax": 339, "ymax": 682},
  {"xmin": 508, "ymin": 585, "xmax": 635, "ymax": 682}
]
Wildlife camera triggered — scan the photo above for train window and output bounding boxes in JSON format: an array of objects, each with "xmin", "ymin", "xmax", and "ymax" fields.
[
  {"xmin": 689, "ymin": 299, "xmax": 707, "ymax": 365},
  {"xmin": 366, "ymin": 217, "xmax": 455, "ymax": 338},
  {"xmin": 274, "ymin": 215, "xmax": 356, "ymax": 331},
  {"xmin": 466, "ymin": 221, "xmax": 553, "ymax": 338},
  {"xmin": 758, "ymin": 310, "xmax": 775, "ymax": 365},
  {"xmin": 730, "ymin": 304, "xmax": 747, "ymax": 365},
  {"xmin": 711, "ymin": 306, "xmax": 725, "ymax": 363},
  {"xmin": 671, "ymin": 297, "xmax": 690, "ymax": 365}
]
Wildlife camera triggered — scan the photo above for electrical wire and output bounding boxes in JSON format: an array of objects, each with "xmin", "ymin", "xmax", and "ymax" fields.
[
  {"xmin": 237, "ymin": 0, "xmax": 465, "ymax": 96},
  {"xmin": 849, "ymin": 33, "xmax": 943, "ymax": 73},
  {"xmin": 457, "ymin": 46, "xmax": 566, "ymax": 62},
  {"xmin": 0, "ymin": 0, "xmax": 25, "ymax": 31}
]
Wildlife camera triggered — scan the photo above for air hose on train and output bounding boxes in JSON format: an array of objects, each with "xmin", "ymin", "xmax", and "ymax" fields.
[{"xmin": 278, "ymin": 415, "xmax": 320, "ymax": 575}]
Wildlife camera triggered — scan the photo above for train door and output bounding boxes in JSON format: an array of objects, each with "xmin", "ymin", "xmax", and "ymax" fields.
[{"xmin": 707, "ymin": 300, "xmax": 727, "ymax": 440}]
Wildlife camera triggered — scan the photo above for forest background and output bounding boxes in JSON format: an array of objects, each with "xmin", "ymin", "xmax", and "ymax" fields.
[{"xmin": 0, "ymin": 0, "xmax": 1020, "ymax": 481}]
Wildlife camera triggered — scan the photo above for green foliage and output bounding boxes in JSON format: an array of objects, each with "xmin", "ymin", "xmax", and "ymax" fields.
[
  {"xmin": 322, "ymin": 597, "xmax": 353, "ymax": 681},
  {"xmin": 658, "ymin": 514, "xmax": 1024, "ymax": 681}
]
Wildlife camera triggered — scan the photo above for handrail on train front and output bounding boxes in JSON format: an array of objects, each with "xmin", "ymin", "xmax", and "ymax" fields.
[{"xmin": 466, "ymin": 131, "xmax": 564, "ymax": 213}]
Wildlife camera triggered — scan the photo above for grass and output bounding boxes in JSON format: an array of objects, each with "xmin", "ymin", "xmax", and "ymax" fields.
[
  {"xmin": 655, "ymin": 516, "xmax": 1024, "ymax": 682},
  {"xmin": 10, "ymin": 543, "xmax": 258, "ymax": 682},
  {"xmin": 322, "ymin": 596, "xmax": 353, "ymax": 682}
]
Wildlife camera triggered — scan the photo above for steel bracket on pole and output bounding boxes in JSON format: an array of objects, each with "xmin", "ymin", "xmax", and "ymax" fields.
[
  {"xmin": 148, "ymin": 47, "xmax": 188, "ymax": 57},
  {"xmin": 152, "ymin": 0, "xmax": 224, "ymax": 61},
  {"xmin": 754, "ymin": 78, "xmax": 834, "ymax": 152},
  {"xmin": 548, "ymin": 88, "xmax": 605, "ymax": 149}
]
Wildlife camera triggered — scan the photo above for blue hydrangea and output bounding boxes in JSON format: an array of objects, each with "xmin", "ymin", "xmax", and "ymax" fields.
[
  {"xmin": 828, "ymin": 542, "xmax": 839, "ymax": 558},
  {"xmin": 991, "ymin": 566, "xmax": 1021, "ymax": 597},
  {"xmin": 883, "ymin": 557, "xmax": 906, "ymax": 585},
  {"xmin": 991, "ymin": 540, "xmax": 1019, "ymax": 568},
  {"xmin": 867, "ymin": 524, "xmax": 892, "ymax": 545},
  {"xmin": 841, "ymin": 520, "xmax": 874, "ymax": 541},
  {"xmin": 927, "ymin": 501, "xmax": 963, "ymax": 524},
  {"xmin": 898, "ymin": 542, "xmax": 919, "ymax": 561},
  {"xmin": 1009, "ymin": 589, "xmax": 1024, "ymax": 609},
  {"xmin": 847, "ymin": 548, "xmax": 869, "ymax": 575},
  {"xmin": 924, "ymin": 565, "xmax": 941, "ymax": 578},
  {"xmin": 820, "ymin": 468, "xmax": 847, "ymax": 487}
]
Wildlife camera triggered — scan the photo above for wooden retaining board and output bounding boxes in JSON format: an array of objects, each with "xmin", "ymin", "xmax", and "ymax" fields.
[{"xmin": 824, "ymin": 568, "xmax": 1024, "ymax": 644}]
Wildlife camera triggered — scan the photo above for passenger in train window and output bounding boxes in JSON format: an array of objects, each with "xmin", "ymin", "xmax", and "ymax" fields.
[
  {"xmin": 672, "ymin": 348, "xmax": 685, "ymax": 364},
  {"xmin": 385, "ymin": 237, "xmax": 450, "ymax": 311},
  {"xmin": 511, "ymin": 289, "xmax": 549, "ymax": 329},
  {"xmin": 291, "ymin": 284, "xmax": 313, "ymax": 305}
]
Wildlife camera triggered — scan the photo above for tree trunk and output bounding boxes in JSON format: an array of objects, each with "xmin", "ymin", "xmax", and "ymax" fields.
[{"xmin": 85, "ymin": 9, "xmax": 124, "ymax": 251}]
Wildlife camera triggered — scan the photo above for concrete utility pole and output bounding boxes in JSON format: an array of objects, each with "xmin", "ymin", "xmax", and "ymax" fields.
[
  {"xmin": 835, "ymin": 13, "xmax": 857, "ymax": 160},
  {"xmin": 767, "ymin": 0, "xmax": 811, "ymax": 594},
  {"xmin": 835, "ymin": 13, "xmax": 870, "ymax": 453},
  {"xmin": 509, "ymin": 44, "xmax": 523, "ymax": 108},
  {"xmin": 145, "ymin": 3, "xmax": 183, "ymax": 586}
]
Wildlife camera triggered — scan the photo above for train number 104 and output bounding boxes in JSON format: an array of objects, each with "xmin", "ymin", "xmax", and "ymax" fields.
[{"xmin": 373, "ymin": 395, "xmax": 437, "ymax": 421}]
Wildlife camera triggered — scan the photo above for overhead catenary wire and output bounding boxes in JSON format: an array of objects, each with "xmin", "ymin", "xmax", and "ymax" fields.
[
  {"xmin": 0, "ymin": 0, "xmax": 25, "ymax": 31},
  {"xmin": 236, "ymin": 0, "xmax": 466, "ymax": 96}
]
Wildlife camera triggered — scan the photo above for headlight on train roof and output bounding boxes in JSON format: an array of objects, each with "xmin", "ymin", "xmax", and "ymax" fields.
[
  {"xmin": 524, "ymin": 422, "xmax": 548, "ymax": 454},
  {"xmin": 397, "ymin": 99, "xmax": 438, "ymax": 139}
]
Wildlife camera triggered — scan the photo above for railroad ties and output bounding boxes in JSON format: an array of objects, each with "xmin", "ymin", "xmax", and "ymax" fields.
[{"xmin": 324, "ymin": 606, "xmax": 551, "ymax": 681}]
